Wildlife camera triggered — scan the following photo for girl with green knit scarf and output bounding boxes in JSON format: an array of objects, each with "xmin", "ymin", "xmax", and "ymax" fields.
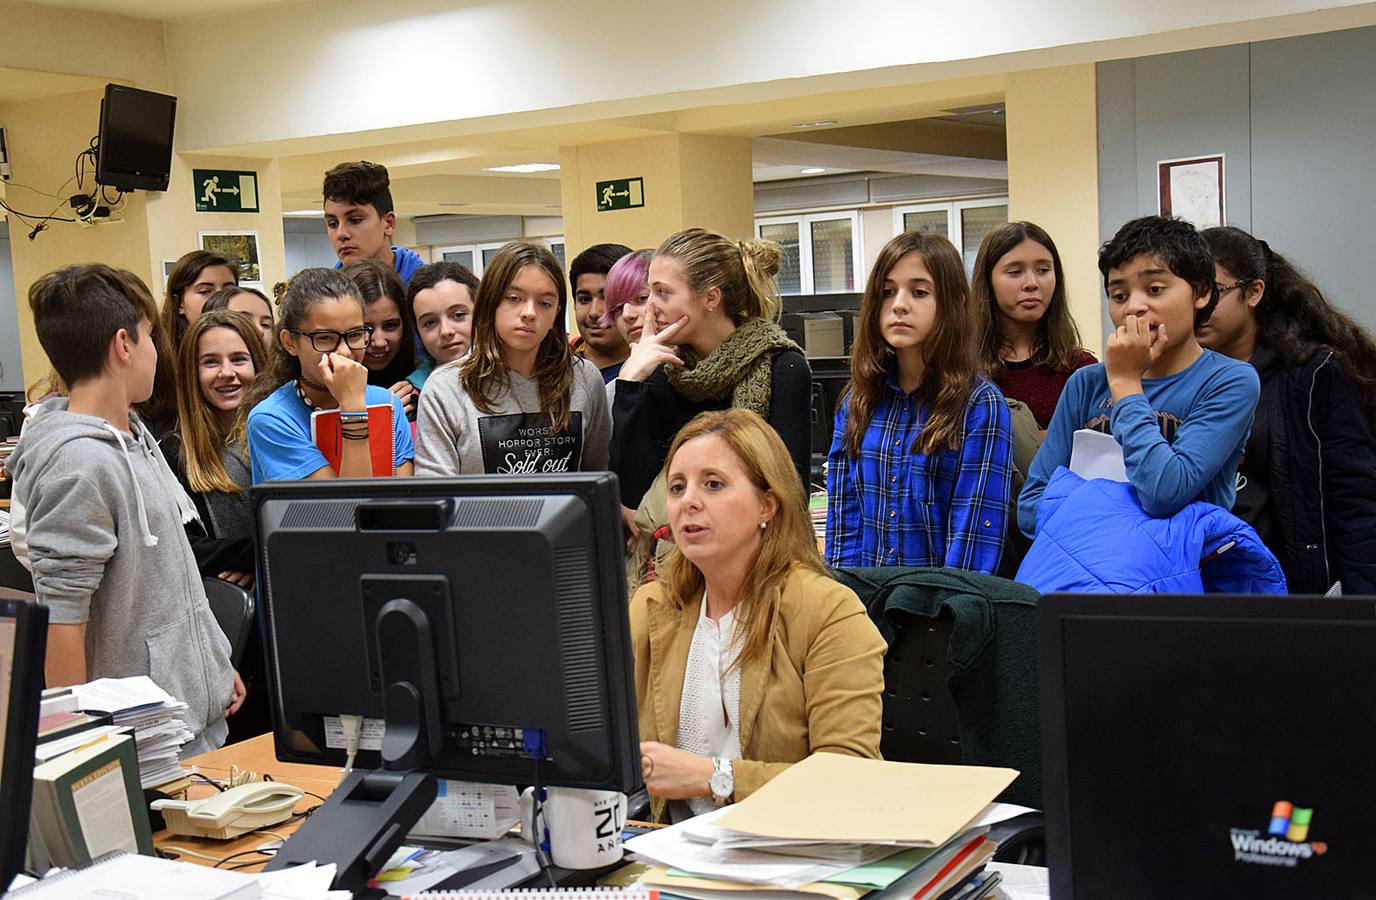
[{"xmin": 611, "ymin": 227, "xmax": 812, "ymax": 588}]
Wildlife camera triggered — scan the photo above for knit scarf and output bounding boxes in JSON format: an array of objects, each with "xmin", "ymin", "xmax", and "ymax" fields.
[{"xmin": 666, "ymin": 317, "xmax": 801, "ymax": 416}]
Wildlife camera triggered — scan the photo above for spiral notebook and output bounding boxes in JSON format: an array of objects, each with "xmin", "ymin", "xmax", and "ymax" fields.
[
  {"xmin": 9, "ymin": 851, "xmax": 261, "ymax": 898},
  {"xmin": 407, "ymin": 889, "xmax": 658, "ymax": 900}
]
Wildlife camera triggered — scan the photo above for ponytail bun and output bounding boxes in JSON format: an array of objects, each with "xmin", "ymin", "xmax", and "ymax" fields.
[
  {"xmin": 740, "ymin": 239, "xmax": 782, "ymax": 280},
  {"xmin": 740, "ymin": 238, "xmax": 783, "ymax": 321}
]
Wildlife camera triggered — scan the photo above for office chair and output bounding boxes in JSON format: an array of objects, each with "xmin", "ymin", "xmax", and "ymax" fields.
[
  {"xmin": 880, "ymin": 610, "xmax": 1044, "ymax": 864},
  {"xmin": 834, "ymin": 566, "xmax": 1046, "ymax": 865},
  {"xmin": 203, "ymin": 576, "xmax": 255, "ymax": 667},
  {"xmin": 0, "ymin": 546, "xmax": 34, "ymax": 593}
]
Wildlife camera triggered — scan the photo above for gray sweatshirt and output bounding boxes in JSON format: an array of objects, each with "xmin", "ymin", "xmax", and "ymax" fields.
[
  {"xmin": 8, "ymin": 399, "xmax": 233, "ymax": 748},
  {"xmin": 415, "ymin": 357, "xmax": 611, "ymax": 476}
]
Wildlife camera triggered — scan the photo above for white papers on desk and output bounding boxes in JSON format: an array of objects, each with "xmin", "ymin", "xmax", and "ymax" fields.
[
  {"xmin": 8, "ymin": 853, "xmax": 262, "ymax": 899},
  {"xmin": 1069, "ymin": 429, "xmax": 1129, "ymax": 482},
  {"xmin": 72, "ymin": 676, "xmax": 194, "ymax": 788},
  {"xmin": 255, "ymin": 862, "xmax": 351, "ymax": 900},
  {"xmin": 627, "ymin": 808, "xmax": 860, "ymax": 888},
  {"xmin": 986, "ymin": 861, "xmax": 1049, "ymax": 900}
]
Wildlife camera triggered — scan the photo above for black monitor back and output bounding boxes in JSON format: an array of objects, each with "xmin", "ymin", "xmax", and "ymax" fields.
[
  {"xmin": 1039, "ymin": 593, "xmax": 1376, "ymax": 899},
  {"xmin": 253, "ymin": 473, "xmax": 640, "ymax": 793},
  {"xmin": 95, "ymin": 84, "xmax": 176, "ymax": 193},
  {"xmin": 0, "ymin": 597, "xmax": 47, "ymax": 891}
]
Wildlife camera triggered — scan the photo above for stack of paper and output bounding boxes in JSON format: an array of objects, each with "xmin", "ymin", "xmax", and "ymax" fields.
[
  {"xmin": 625, "ymin": 754, "xmax": 1020, "ymax": 900},
  {"xmin": 73, "ymin": 676, "xmax": 196, "ymax": 788},
  {"xmin": 9, "ymin": 853, "xmax": 348, "ymax": 899},
  {"xmin": 808, "ymin": 492, "xmax": 827, "ymax": 541}
]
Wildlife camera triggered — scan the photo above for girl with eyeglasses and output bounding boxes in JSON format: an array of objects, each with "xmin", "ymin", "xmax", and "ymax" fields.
[
  {"xmin": 244, "ymin": 268, "xmax": 415, "ymax": 482},
  {"xmin": 1198, "ymin": 227, "xmax": 1376, "ymax": 594},
  {"xmin": 415, "ymin": 242, "xmax": 609, "ymax": 476}
]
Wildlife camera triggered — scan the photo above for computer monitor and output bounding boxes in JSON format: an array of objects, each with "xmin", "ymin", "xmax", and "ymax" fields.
[
  {"xmin": 0, "ymin": 596, "xmax": 47, "ymax": 892},
  {"xmin": 95, "ymin": 84, "xmax": 177, "ymax": 193},
  {"xmin": 1039, "ymin": 593, "xmax": 1376, "ymax": 899},
  {"xmin": 253, "ymin": 473, "xmax": 640, "ymax": 890}
]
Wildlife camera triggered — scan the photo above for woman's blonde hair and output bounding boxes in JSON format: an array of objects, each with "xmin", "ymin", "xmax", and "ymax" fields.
[
  {"xmin": 174, "ymin": 309, "xmax": 266, "ymax": 493},
  {"xmin": 655, "ymin": 228, "xmax": 783, "ymax": 323},
  {"xmin": 660, "ymin": 408, "xmax": 824, "ymax": 670}
]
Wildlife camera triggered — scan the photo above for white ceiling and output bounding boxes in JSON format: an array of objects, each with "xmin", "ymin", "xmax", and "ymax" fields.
[
  {"xmin": 751, "ymin": 137, "xmax": 1007, "ymax": 182},
  {"xmin": 21, "ymin": 0, "xmax": 304, "ymax": 20}
]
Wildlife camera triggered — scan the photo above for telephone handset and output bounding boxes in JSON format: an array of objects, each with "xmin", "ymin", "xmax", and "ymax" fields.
[{"xmin": 151, "ymin": 781, "xmax": 305, "ymax": 839}]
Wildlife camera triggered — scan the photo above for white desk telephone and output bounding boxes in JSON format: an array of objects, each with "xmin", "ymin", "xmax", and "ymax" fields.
[{"xmin": 151, "ymin": 781, "xmax": 304, "ymax": 839}]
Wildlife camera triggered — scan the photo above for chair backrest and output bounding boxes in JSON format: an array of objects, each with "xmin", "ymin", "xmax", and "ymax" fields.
[
  {"xmin": 202, "ymin": 577, "xmax": 254, "ymax": 667},
  {"xmin": 880, "ymin": 611, "xmax": 962, "ymax": 765}
]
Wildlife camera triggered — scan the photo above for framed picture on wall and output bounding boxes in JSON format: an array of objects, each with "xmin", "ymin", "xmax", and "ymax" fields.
[
  {"xmin": 198, "ymin": 230, "xmax": 262, "ymax": 287},
  {"xmin": 1158, "ymin": 154, "xmax": 1225, "ymax": 228}
]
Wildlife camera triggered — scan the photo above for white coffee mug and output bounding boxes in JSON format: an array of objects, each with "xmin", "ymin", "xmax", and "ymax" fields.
[{"xmin": 519, "ymin": 786, "xmax": 627, "ymax": 869}]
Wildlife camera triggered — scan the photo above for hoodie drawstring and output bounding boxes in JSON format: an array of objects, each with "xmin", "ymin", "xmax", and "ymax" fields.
[
  {"xmin": 136, "ymin": 425, "xmax": 201, "ymax": 527},
  {"xmin": 104, "ymin": 422, "xmax": 159, "ymax": 548}
]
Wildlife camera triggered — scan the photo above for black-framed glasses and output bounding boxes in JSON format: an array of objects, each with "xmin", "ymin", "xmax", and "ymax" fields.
[
  {"xmin": 290, "ymin": 326, "xmax": 373, "ymax": 353},
  {"xmin": 1215, "ymin": 280, "xmax": 1251, "ymax": 297}
]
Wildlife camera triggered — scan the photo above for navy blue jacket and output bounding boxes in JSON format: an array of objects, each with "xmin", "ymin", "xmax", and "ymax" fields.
[{"xmin": 1245, "ymin": 349, "xmax": 1376, "ymax": 594}]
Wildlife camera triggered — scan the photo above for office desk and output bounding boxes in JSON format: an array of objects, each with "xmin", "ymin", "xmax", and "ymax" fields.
[
  {"xmin": 158, "ymin": 733, "xmax": 628, "ymax": 888},
  {"xmin": 154, "ymin": 732, "xmax": 341, "ymax": 871}
]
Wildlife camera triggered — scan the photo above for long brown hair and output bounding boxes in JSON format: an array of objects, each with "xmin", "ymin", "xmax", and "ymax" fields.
[
  {"xmin": 459, "ymin": 242, "xmax": 575, "ymax": 434},
  {"xmin": 342, "ymin": 259, "xmax": 416, "ymax": 383},
  {"xmin": 162, "ymin": 250, "xmax": 239, "ymax": 348},
  {"xmin": 971, "ymin": 221, "xmax": 1084, "ymax": 377},
  {"xmin": 842, "ymin": 231, "xmax": 979, "ymax": 457},
  {"xmin": 660, "ymin": 408, "xmax": 823, "ymax": 670},
  {"xmin": 1203, "ymin": 226, "xmax": 1376, "ymax": 422},
  {"xmin": 655, "ymin": 228, "xmax": 782, "ymax": 323},
  {"xmin": 174, "ymin": 310, "xmax": 266, "ymax": 493}
]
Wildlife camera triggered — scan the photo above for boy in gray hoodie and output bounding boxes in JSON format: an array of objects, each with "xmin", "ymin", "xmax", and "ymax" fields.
[{"xmin": 8, "ymin": 265, "xmax": 240, "ymax": 754}]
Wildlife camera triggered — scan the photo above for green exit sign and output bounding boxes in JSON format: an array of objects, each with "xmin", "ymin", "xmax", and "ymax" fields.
[
  {"xmin": 194, "ymin": 169, "xmax": 260, "ymax": 213},
  {"xmin": 596, "ymin": 177, "xmax": 644, "ymax": 212}
]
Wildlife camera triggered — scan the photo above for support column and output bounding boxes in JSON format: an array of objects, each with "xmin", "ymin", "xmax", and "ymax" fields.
[
  {"xmin": 1005, "ymin": 64, "xmax": 1104, "ymax": 353},
  {"xmin": 2, "ymin": 89, "xmax": 286, "ymax": 387},
  {"xmin": 558, "ymin": 133, "xmax": 754, "ymax": 259}
]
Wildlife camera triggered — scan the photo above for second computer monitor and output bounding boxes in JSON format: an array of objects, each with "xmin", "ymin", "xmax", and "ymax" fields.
[{"xmin": 253, "ymin": 472, "xmax": 641, "ymax": 794}]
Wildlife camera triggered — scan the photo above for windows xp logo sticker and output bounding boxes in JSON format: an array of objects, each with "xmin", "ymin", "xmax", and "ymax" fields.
[{"xmin": 1230, "ymin": 801, "xmax": 1329, "ymax": 867}]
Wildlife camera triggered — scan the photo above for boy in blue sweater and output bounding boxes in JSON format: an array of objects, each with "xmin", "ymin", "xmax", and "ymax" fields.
[
  {"xmin": 323, "ymin": 160, "xmax": 424, "ymax": 285},
  {"xmin": 1018, "ymin": 217, "xmax": 1260, "ymax": 537}
]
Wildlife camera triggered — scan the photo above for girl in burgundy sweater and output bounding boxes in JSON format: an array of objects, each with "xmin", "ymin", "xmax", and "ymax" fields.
[{"xmin": 971, "ymin": 221, "xmax": 1096, "ymax": 430}]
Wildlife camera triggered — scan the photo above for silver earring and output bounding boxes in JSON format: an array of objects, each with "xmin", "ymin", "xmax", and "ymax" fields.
[{"xmin": 759, "ymin": 521, "xmax": 767, "ymax": 530}]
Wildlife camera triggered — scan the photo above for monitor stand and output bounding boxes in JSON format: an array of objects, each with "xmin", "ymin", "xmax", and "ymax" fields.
[
  {"xmin": 265, "ymin": 769, "xmax": 437, "ymax": 894},
  {"xmin": 266, "ymin": 597, "xmax": 446, "ymax": 895}
]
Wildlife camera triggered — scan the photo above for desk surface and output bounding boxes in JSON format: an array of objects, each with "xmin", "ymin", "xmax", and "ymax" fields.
[{"xmin": 154, "ymin": 732, "xmax": 340, "ymax": 871}]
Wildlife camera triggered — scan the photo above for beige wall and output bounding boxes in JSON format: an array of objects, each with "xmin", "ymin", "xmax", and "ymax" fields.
[
  {"xmin": 559, "ymin": 134, "xmax": 753, "ymax": 260},
  {"xmin": 1, "ymin": 90, "xmax": 156, "ymax": 387},
  {"xmin": 0, "ymin": 1, "xmax": 168, "ymax": 90},
  {"xmin": 146, "ymin": 154, "xmax": 288, "ymax": 293},
  {"xmin": 1005, "ymin": 64, "xmax": 1104, "ymax": 353},
  {"xmin": 1, "ymin": 89, "xmax": 290, "ymax": 384}
]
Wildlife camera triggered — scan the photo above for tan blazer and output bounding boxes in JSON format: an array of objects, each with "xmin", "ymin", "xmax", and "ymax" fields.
[{"xmin": 629, "ymin": 565, "xmax": 886, "ymax": 807}]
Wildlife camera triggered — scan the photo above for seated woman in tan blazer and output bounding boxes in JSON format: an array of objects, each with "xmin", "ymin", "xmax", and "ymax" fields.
[{"xmin": 632, "ymin": 408, "xmax": 886, "ymax": 821}]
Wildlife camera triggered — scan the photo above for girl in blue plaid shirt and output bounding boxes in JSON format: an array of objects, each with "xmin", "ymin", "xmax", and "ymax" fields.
[{"xmin": 825, "ymin": 232, "xmax": 1013, "ymax": 572}]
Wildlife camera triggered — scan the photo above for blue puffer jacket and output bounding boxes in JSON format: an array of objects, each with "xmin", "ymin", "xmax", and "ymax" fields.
[{"xmin": 1016, "ymin": 468, "xmax": 1287, "ymax": 595}]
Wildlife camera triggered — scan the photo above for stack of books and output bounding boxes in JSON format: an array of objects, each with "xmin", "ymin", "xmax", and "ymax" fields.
[
  {"xmin": 625, "ymin": 754, "xmax": 1020, "ymax": 900},
  {"xmin": 72, "ymin": 676, "xmax": 195, "ymax": 789}
]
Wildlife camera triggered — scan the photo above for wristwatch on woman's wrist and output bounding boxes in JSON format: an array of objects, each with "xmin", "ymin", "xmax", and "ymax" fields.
[{"xmin": 709, "ymin": 757, "xmax": 734, "ymax": 805}]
